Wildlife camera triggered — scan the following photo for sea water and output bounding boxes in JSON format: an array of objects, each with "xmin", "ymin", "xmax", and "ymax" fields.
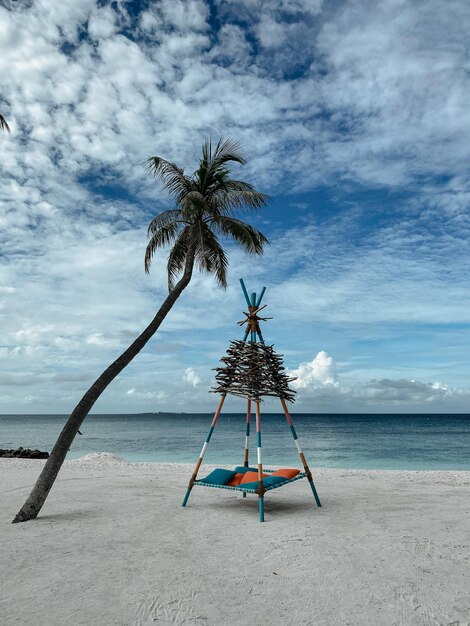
[{"xmin": 1, "ymin": 413, "xmax": 470, "ymax": 470}]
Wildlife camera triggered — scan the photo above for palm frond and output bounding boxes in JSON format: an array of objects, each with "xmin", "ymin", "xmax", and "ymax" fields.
[
  {"xmin": 147, "ymin": 209, "xmax": 184, "ymax": 237},
  {"xmin": 211, "ymin": 137, "xmax": 246, "ymax": 167},
  {"xmin": 210, "ymin": 180, "xmax": 270, "ymax": 214},
  {"xmin": 167, "ymin": 227, "xmax": 190, "ymax": 291},
  {"xmin": 200, "ymin": 138, "xmax": 244, "ymax": 169},
  {"xmin": 211, "ymin": 216, "xmax": 269, "ymax": 255},
  {"xmin": 145, "ymin": 156, "xmax": 192, "ymax": 198},
  {"xmin": 145, "ymin": 222, "xmax": 180, "ymax": 273},
  {"xmin": 193, "ymin": 222, "xmax": 229, "ymax": 288},
  {"xmin": 197, "ymin": 137, "xmax": 246, "ymax": 192},
  {"xmin": 0, "ymin": 115, "xmax": 10, "ymax": 133}
]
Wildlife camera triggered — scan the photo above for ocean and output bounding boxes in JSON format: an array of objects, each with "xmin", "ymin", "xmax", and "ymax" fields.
[{"xmin": 1, "ymin": 413, "xmax": 470, "ymax": 470}]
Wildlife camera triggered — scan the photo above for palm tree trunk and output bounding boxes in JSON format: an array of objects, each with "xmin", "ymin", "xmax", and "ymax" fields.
[{"xmin": 12, "ymin": 252, "xmax": 195, "ymax": 523}]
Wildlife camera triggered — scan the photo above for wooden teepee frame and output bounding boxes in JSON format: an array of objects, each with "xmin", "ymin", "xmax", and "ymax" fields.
[{"xmin": 182, "ymin": 279, "xmax": 321, "ymax": 522}]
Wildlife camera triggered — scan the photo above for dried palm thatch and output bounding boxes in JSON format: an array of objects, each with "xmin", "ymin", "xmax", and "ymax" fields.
[{"xmin": 212, "ymin": 340, "xmax": 296, "ymax": 402}]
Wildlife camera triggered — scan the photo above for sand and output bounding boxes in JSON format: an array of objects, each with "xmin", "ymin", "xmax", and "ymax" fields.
[{"xmin": 1, "ymin": 456, "xmax": 469, "ymax": 626}]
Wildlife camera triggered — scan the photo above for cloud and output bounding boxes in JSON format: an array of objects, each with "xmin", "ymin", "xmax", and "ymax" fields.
[
  {"xmin": 286, "ymin": 350, "xmax": 470, "ymax": 411},
  {"xmin": 1, "ymin": 0, "xmax": 470, "ymax": 413},
  {"xmin": 85, "ymin": 333, "xmax": 121, "ymax": 348},
  {"xmin": 264, "ymin": 212, "xmax": 470, "ymax": 326},
  {"xmin": 2, "ymin": 0, "xmax": 468, "ymax": 203},
  {"xmin": 357, "ymin": 378, "xmax": 452, "ymax": 405},
  {"xmin": 124, "ymin": 388, "xmax": 166, "ymax": 401},
  {"xmin": 184, "ymin": 367, "xmax": 201, "ymax": 387},
  {"xmin": 289, "ymin": 351, "xmax": 337, "ymax": 388},
  {"xmin": 0, "ymin": 373, "xmax": 41, "ymax": 387}
]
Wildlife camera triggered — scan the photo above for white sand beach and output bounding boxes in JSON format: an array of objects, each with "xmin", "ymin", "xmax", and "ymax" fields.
[{"xmin": 1, "ymin": 456, "xmax": 469, "ymax": 626}]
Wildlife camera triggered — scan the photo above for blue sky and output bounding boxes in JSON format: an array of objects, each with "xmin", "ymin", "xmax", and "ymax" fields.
[{"xmin": 1, "ymin": 0, "xmax": 470, "ymax": 413}]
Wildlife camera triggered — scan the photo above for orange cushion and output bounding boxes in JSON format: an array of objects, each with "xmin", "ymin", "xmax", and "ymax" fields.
[
  {"xmin": 226, "ymin": 472, "xmax": 244, "ymax": 486},
  {"xmin": 239, "ymin": 470, "xmax": 267, "ymax": 485},
  {"xmin": 271, "ymin": 468, "xmax": 300, "ymax": 479}
]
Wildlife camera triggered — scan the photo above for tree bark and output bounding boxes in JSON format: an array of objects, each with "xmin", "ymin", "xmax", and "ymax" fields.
[{"xmin": 12, "ymin": 253, "xmax": 195, "ymax": 523}]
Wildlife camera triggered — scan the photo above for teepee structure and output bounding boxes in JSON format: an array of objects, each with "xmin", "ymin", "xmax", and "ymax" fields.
[{"xmin": 182, "ymin": 279, "xmax": 321, "ymax": 522}]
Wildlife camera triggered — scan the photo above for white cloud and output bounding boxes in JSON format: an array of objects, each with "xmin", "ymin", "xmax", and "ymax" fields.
[
  {"xmin": 184, "ymin": 367, "xmax": 201, "ymax": 387},
  {"xmin": 1, "ymin": 0, "xmax": 470, "ymax": 413},
  {"xmin": 287, "ymin": 362, "xmax": 470, "ymax": 413},
  {"xmin": 431, "ymin": 381, "xmax": 448, "ymax": 391},
  {"xmin": 123, "ymin": 388, "xmax": 166, "ymax": 401},
  {"xmin": 85, "ymin": 333, "xmax": 120, "ymax": 348},
  {"xmin": 289, "ymin": 351, "xmax": 337, "ymax": 388}
]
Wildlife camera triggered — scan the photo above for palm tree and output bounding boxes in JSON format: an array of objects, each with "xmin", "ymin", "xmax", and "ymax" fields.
[
  {"xmin": 13, "ymin": 138, "xmax": 269, "ymax": 523},
  {"xmin": 0, "ymin": 114, "xmax": 10, "ymax": 132}
]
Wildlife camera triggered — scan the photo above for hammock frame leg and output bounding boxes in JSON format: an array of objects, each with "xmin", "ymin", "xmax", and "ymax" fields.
[
  {"xmin": 259, "ymin": 495, "xmax": 265, "ymax": 522},
  {"xmin": 243, "ymin": 399, "xmax": 251, "ymax": 498},
  {"xmin": 255, "ymin": 400, "xmax": 266, "ymax": 522},
  {"xmin": 182, "ymin": 394, "xmax": 226, "ymax": 507},
  {"xmin": 280, "ymin": 398, "xmax": 321, "ymax": 507}
]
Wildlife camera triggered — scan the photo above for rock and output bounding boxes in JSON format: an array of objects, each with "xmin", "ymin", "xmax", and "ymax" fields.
[
  {"xmin": 0, "ymin": 447, "xmax": 49, "ymax": 459},
  {"xmin": 30, "ymin": 450, "xmax": 49, "ymax": 459}
]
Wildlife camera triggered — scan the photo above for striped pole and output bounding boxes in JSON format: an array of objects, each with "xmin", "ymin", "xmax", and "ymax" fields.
[
  {"xmin": 182, "ymin": 394, "xmax": 226, "ymax": 507},
  {"xmin": 244, "ymin": 399, "xmax": 251, "ymax": 467},
  {"xmin": 280, "ymin": 398, "xmax": 321, "ymax": 507},
  {"xmin": 255, "ymin": 400, "xmax": 265, "ymax": 522},
  {"xmin": 242, "ymin": 399, "xmax": 251, "ymax": 498}
]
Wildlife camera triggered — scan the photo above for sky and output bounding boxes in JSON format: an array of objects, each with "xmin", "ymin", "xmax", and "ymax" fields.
[{"xmin": 1, "ymin": 0, "xmax": 470, "ymax": 414}]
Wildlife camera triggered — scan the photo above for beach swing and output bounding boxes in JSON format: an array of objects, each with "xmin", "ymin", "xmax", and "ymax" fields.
[{"xmin": 182, "ymin": 279, "xmax": 321, "ymax": 522}]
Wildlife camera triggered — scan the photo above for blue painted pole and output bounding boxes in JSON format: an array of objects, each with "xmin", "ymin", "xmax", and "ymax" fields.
[
  {"xmin": 308, "ymin": 480, "xmax": 322, "ymax": 507},
  {"xmin": 257, "ymin": 327, "xmax": 265, "ymax": 344},
  {"xmin": 182, "ymin": 489, "xmax": 191, "ymax": 507},
  {"xmin": 243, "ymin": 329, "xmax": 250, "ymax": 342},
  {"xmin": 259, "ymin": 496, "xmax": 265, "ymax": 522},
  {"xmin": 239, "ymin": 279, "xmax": 251, "ymax": 307},
  {"xmin": 256, "ymin": 287, "xmax": 266, "ymax": 308},
  {"xmin": 256, "ymin": 401, "xmax": 265, "ymax": 522}
]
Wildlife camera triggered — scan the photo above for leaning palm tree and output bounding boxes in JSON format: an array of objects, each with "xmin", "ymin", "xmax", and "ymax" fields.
[
  {"xmin": 0, "ymin": 114, "xmax": 10, "ymax": 132},
  {"xmin": 13, "ymin": 138, "xmax": 269, "ymax": 523}
]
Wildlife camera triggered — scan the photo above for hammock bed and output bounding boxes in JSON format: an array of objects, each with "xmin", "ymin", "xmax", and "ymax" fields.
[
  {"xmin": 182, "ymin": 280, "xmax": 322, "ymax": 522},
  {"xmin": 193, "ymin": 468, "xmax": 308, "ymax": 493}
]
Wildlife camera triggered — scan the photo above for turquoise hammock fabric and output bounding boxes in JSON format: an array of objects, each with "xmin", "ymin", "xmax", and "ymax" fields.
[{"xmin": 193, "ymin": 470, "xmax": 308, "ymax": 493}]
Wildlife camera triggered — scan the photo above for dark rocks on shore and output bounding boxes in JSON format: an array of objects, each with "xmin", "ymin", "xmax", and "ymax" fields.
[{"xmin": 0, "ymin": 447, "xmax": 49, "ymax": 459}]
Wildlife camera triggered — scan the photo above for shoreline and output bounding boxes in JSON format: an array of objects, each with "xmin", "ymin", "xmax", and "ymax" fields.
[
  {"xmin": 2, "ymin": 458, "xmax": 470, "ymax": 625},
  {"xmin": 3, "ymin": 454, "xmax": 470, "ymax": 478}
]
